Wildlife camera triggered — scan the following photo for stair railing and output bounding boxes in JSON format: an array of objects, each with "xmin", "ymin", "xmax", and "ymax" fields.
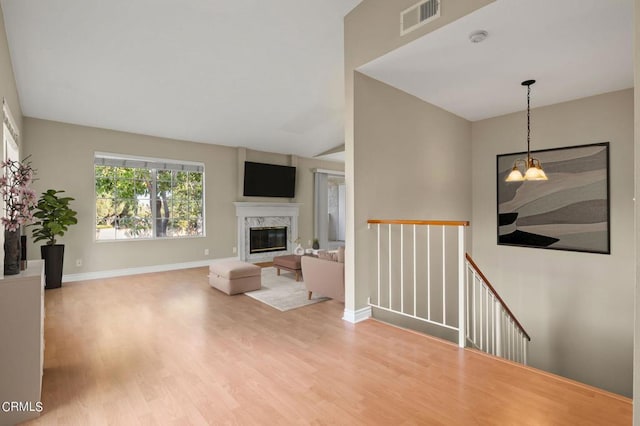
[
  {"xmin": 465, "ymin": 253, "xmax": 530, "ymax": 364},
  {"xmin": 367, "ymin": 219, "xmax": 468, "ymax": 348},
  {"xmin": 367, "ymin": 219, "xmax": 530, "ymax": 364}
]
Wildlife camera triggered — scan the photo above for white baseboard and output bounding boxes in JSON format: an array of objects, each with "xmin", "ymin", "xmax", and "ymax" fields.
[
  {"xmin": 62, "ymin": 257, "xmax": 240, "ymax": 283},
  {"xmin": 342, "ymin": 306, "xmax": 372, "ymax": 323}
]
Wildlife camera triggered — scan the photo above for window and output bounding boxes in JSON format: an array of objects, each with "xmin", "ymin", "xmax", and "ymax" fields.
[
  {"xmin": 94, "ymin": 153, "xmax": 204, "ymax": 240},
  {"xmin": 313, "ymin": 170, "xmax": 345, "ymax": 250}
]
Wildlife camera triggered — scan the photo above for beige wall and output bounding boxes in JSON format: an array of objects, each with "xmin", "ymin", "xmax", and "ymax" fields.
[
  {"xmin": 22, "ymin": 118, "xmax": 341, "ymax": 276},
  {"xmin": 472, "ymin": 89, "xmax": 635, "ymax": 396},
  {"xmin": 0, "ymin": 3, "xmax": 22, "ymax": 134},
  {"xmin": 354, "ymin": 73, "xmax": 472, "ymax": 310},
  {"xmin": 344, "ymin": 0, "xmax": 494, "ymax": 315}
]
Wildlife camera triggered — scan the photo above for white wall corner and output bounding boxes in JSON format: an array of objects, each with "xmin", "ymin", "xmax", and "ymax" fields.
[{"xmin": 342, "ymin": 306, "xmax": 372, "ymax": 323}]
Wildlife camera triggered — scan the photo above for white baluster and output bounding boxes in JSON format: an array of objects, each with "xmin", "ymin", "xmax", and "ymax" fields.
[
  {"xmin": 511, "ymin": 320, "xmax": 516, "ymax": 361},
  {"xmin": 427, "ymin": 225, "xmax": 431, "ymax": 321},
  {"xmin": 490, "ymin": 295, "xmax": 495, "ymax": 355},
  {"xmin": 516, "ymin": 324, "xmax": 519, "ymax": 362},
  {"xmin": 465, "ymin": 265, "xmax": 470, "ymax": 340},
  {"xmin": 442, "ymin": 227, "xmax": 446, "ymax": 325},
  {"xmin": 472, "ymin": 272, "xmax": 476, "ymax": 344},
  {"xmin": 400, "ymin": 224, "xmax": 404, "ymax": 314},
  {"xmin": 388, "ymin": 224, "xmax": 392, "ymax": 309},
  {"xmin": 377, "ymin": 224, "xmax": 380, "ymax": 306},
  {"xmin": 496, "ymin": 305, "xmax": 502, "ymax": 357},
  {"xmin": 507, "ymin": 319, "xmax": 511, "ymax": 360},
  {"xmin": 484, "ymin": 285, "xmax": 489, "ymax": 352},
  {"xmin": 508, "ymin": 316, "xmax": 511, "ymax": 359},
  {"xmin": 413, "ymin": 225, "xmax": 417, "ymax": 316},
  {"xmin": 479, "ymin": 284, "xmax": 483, "ymax": 350},
  {"xmin": 458, "ymin": 226, "xmax": 465, "ymax": 348}
]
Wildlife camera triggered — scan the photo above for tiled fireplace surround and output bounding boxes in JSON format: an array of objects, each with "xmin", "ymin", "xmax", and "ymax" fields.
[{"xmin": 234, "ymin": 202, "xmax": 301, "ymax": 262}]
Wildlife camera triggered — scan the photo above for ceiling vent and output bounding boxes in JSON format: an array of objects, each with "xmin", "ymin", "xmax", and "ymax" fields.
[{"xmin": 401, "ymin": 0, "xmax": 441, "ymax": 36}]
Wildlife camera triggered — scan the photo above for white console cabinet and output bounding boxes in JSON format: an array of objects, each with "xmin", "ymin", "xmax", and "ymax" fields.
[{"xmin": 0, "ymin": 260, "xmax": 45, "ymax": 426}]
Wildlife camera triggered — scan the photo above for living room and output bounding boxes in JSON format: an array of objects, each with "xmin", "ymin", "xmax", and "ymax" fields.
[{"xmin": 23, "ymin": 119, "xmax": 344, "ymax": 279}]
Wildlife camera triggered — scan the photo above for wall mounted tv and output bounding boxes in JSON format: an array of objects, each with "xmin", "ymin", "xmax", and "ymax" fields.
[{"xmin": 243, "ymin": 161, "xmax": 296, "ymax": 198}]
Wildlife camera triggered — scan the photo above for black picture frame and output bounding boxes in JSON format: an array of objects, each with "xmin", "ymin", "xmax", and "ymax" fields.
[{"xmin": 496, "ymin": 142, "xmax": 610, "ymax": 254}]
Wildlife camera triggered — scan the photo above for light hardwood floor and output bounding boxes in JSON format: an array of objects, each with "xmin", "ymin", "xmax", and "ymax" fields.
[{"xmin": 24, "ymin": 267, "xmax": 631, "ymax": 425}]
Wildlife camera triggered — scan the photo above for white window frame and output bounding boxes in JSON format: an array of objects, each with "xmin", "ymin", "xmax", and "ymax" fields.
[
  {"xmin": 94, "ymin": 152, "xmax": 206, "ymax": 242},
  {"xmin": 313, "ymin": 169, "xmax": 345, "ymax": 250}
]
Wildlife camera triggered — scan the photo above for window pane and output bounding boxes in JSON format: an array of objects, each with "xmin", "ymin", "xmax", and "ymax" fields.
[
  {"xmin": 115, "ymin": 167, "xmax": 134, "ymax": 178},
  {"xmin": 155, "ymin": 191, "xmax": 171, "ymax": 238},
  {"xmin": 189, "ymin": 172, "xmax": 202, "ymax": 184},
  {"xmin": 157, "ymin": 170, "xmax": 173, "ymax": 182},
  {"xmin": 189, "ymin": 215, "xmax": 203, "ymax": 235},
  {"xmin": 135, "ymin": 180, "xmax": 150, "ymax": 198},
  {"xmin": 95, "ymin": 165, "xmax": 115, "ymax": 178},
  {"xmin": 136, "ymin": 168, "xmax": 151, "ymax": 181},
  {"xmin": 136, "ymin": 199, "xmax": 152, "ymax": 220},
  {"xmin": 96, "ymin": 198, "xmax": 116, "ymax": 240},
  {"xmin": 167, "ymin": 218, "xmax": 188, "ymax": 237},
  {"xmin": 95, "ymin": 177, "xmax": 114, "ymax": 197},
  {"xmin": 190, "ymin": 200, "xmax": 203, "ymax": 218},
  {"xmin": 95, "ymin": 166, "xmax": 116, "ymax": 197}
]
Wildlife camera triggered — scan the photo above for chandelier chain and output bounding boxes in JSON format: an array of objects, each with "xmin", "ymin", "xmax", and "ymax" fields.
[{"xmin": 527, "ymin": 84, "xmax": 531, "ymax": 162}]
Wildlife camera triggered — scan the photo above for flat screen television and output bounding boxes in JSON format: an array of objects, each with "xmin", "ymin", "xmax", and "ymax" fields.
[{"xmin": 243, "ymin": 161, "xmax": 296, "ymax": 198}]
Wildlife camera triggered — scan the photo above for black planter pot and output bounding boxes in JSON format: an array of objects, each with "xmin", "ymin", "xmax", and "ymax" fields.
[
  {"xmin": 41, "ymin": 244, "xmax": 64, "ymax": 289},
  {"xmin": 4, "ymin": 230, "xmax": 21, "ymax": 275}
]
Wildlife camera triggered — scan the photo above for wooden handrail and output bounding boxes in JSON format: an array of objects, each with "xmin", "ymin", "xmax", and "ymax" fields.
[
  {"xmin": 368, "ymin": 219, "xmax": 470, "ymax": 227},
  {"xmin": 465, "ymin": 253, "xmax": 531, "ymax": 341}
]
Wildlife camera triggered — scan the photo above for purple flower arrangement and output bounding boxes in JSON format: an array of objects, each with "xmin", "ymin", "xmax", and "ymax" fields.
[{"xmin": 1, "ymin": 157, "xmax": 36, "ymax": 232}]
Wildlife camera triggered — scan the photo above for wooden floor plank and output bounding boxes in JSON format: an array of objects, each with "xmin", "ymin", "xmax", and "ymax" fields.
[{"xmin": 21, "ymin": 267, "xmax": 631, "ymax": 425}]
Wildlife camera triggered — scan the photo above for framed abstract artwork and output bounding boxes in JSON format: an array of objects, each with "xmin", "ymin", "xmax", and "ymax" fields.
[{"xmin": 496, "ymin": 142, "xmax": 610, "ymax": 254}]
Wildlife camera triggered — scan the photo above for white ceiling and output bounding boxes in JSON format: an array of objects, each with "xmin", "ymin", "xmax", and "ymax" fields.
[
  {"xmin": 358, "ymin": 0, "xmax": 634, "ymax": 122},
  {"xmin": 1, "ymin": 0, "xmax": 360, "ymax": 160}
]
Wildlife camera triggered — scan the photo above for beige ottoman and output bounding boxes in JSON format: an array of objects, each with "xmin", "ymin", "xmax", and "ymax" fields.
[
  {"xmin": 209, "ymin": 260, "xmax": 261, "ymax": 295},
  {"xmin": 273, "ymin": 254, "xmax": 302, "ymax": 281}
]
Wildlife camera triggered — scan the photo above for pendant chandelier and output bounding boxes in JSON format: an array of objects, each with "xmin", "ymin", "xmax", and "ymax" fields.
[{"xmin": 505, "ymin": 80, "xmax": 548, "ymax": 182}]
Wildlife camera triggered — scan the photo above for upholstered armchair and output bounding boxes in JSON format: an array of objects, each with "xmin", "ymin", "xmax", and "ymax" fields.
[{"xmin": 301, "ymin": 255, "xmax": 345, "ymax": 302}]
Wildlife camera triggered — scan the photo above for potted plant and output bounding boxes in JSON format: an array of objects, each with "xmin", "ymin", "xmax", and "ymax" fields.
[
  {"xmin": 312, "ymin": 238, "xmax": 320, "ymax": 250},
  {"xmin": 31, "ymin": 189, "xmax": 78, "ymax": 289}
]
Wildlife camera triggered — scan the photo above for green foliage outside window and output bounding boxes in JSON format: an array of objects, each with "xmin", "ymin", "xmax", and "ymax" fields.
[{"xmin": 95, "ymin": 164, "xmax": 204, "ymax": 240}]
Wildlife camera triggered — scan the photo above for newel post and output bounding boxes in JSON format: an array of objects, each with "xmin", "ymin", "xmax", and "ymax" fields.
[{"xmin": 458, "ymin": 225, "xmax": 466, "ymax": 348}]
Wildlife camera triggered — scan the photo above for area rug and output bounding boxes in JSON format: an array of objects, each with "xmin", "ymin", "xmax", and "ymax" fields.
[{"xmin": 245, "ymin": 267, "xmax": 329, "ymax": 312}]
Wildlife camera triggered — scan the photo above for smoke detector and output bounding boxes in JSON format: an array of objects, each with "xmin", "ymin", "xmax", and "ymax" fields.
[{"xmin": 469, "ymin": 30, "xmax": 488, "ymax": 43}]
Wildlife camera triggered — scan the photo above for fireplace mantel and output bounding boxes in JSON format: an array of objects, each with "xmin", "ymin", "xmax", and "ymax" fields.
[{"xmin": 234, "ymin": 202, "xmax": 301, "ymax": 261}]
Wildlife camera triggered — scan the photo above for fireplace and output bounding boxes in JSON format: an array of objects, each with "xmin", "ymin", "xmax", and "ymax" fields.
[
  {"xmin": 250, "ymin": 226, "xmax": 287, "ymax": 254},
  {"xmin": 234, "ymin": 202, "xmax": 300, "ymax": 261}
]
